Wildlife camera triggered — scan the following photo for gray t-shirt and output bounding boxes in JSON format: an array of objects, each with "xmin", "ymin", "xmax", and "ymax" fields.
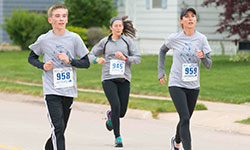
[
  {"xmin": 29, "ymin": 30, "xmax": 89, "ymax": 97},
  {"xmin": 165, "ymin": 30, "xmax": 212, "ymax": 89},
  {"xmin": 89, "ymin": 35, "xmax": 141, "ymax": 82}
]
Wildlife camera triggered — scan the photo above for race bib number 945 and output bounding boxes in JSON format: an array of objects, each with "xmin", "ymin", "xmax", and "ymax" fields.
[
  {"xmin": 53, "ymin": 67, "xmax": 74, "ymax": 88},
  {"xmin": 182, "ymin": 63, "xmax": 199, "ymax": 82},
  {"xmin": 109, "ymin": 59, "xmax": 125, "ymax": 75}
]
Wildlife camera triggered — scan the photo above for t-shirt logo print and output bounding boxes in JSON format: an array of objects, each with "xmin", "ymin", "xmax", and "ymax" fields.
[
  {"xmin": 180, "ymin": 42, "xmax": 197, "ymax": 62},
  {"xmin": 52, "ymin": 45, "xmax": 70, "ymax": 66}
]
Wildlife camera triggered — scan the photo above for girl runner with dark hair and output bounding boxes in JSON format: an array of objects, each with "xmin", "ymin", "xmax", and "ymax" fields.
[
  {"xmin": 158, "ymin": 7, "xmax": 212, "ymax": 150},
  {"xmin": 89, "ymin": 16, "xmax": 141, "ymax": 147}
]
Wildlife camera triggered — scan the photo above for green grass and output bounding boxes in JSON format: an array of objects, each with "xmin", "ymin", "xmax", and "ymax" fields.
[
  {"xmin": 0, "ymin": 80, "xmax": 207, "ymax": 118},
  {"xmin": 0, "ymin": 50, "xmax": 249, "ymax": 104},
  {"xmin": 199, "ymin": 56, "xmax": 250, "ymax": 103},
  {"xmin": 235, "ymin": 118, "xmax": 250, "ymax": 125}
]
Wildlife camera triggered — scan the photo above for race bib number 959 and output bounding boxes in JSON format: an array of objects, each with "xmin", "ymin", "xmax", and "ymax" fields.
[
  {"xmin": 182, "ymin": 63, "xmax": 199, "ymax": 82},
  {"xmin": 53, "ymin": 67, "xmax": 74, "ymax": 88}
]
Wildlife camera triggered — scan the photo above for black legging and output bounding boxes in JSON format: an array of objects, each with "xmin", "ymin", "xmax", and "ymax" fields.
[
  {"xmin": 102, "ymin": 79, "xmax": 130, "ymax": 138},
  {"xmin": 169, "ymin": 86, "xmax": 199, "ymax": 150}
]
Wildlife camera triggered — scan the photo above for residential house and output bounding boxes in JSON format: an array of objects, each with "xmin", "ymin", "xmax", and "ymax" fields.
[
  {"xmin": 117, "ymin": 0, "xmax": 242, "ymax": 55},
  {"xmin": 0, "ymin": 0, "xmax": 63, "ymax": 43}
]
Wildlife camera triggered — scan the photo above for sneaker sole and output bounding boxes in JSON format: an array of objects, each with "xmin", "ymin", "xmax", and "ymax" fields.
[
  {"xmin": 114, "ymin": 143, "xmax": 123, "ymax": 147},
  {"xmin": 170, "ymin": 136, "xmax": 176, "ymax": 150}
]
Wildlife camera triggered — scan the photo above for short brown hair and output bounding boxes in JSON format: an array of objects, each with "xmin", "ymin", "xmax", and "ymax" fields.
[{"xmin": 48, "ymin": 4, "xmax": 68, "ymax": 17}]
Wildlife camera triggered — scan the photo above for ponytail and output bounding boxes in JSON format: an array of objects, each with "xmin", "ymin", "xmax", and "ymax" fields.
[{"xmin": 122, "ymin": 16, "xmax": 136, "ymax": 38}]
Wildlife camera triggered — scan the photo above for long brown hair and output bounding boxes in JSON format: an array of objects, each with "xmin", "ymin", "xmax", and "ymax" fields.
[{"xmin": 122, "ymin": 16, "xmax": 136, "ymax": 38}]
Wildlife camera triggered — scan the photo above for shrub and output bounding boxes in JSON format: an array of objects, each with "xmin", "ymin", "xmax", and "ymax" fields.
[
  {"xmin": 229, "ymin": 51, "xmax": 250, "ymax": 62},
  {"xmin": 66, "ymin": 26, "xmax": 88, "ymax": 46},
  {"xmin": 65, "ymin": 0, "xmax": 117, "ymax": 28},
  {"xmin": 87, "ymin": 27, "xmax": 110, "ymax": 49},
  {"xmin": 2, "ymin": 9, "xmax": 51, "ymax": 50}
]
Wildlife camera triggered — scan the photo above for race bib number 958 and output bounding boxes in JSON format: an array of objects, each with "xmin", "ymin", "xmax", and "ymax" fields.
[{"xmin": 53, "ymin": 67, "xmax": 74, "ymax": 88}]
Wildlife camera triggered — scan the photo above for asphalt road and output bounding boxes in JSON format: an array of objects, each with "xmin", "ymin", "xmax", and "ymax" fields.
[{"xmin": 0, "ymin": 96, "xmax": 250, "ymax": 150}]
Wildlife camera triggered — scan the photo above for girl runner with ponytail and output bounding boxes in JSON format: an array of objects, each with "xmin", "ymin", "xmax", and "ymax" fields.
[{"xmin": 89, "ymin": 16, "xmax": 141, "ymax": 147}]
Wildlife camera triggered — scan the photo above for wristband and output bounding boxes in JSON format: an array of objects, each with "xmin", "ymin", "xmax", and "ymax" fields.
[
  {"xmin": 94, "ymin": 57, "xmax": 98, "ymax": 64},
  {"xmin": 124, "ymin": 57, "xmax": 128, "ymax": 61}
]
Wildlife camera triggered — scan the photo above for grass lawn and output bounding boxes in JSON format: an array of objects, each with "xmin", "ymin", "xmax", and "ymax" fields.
[
  {"xmin": 236, "ymin": 118, "xmax": 250, "ymax": 125},
  {"xmin": 0, "ymin": 50, "xmax": 249, "ymax": 104},
  {"xmin": 0, "ymin": 80, "xmax": 207, "ymax": 118}
]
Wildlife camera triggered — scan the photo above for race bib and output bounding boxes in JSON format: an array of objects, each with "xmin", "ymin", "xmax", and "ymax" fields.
[
  {"xmin": 109, "ymin": 59, "xmax": 125, "ymax": 75},
  {"xmin": 53, "ymin": 67, "xmax": 74, "ymax": 88},
  {"xmin": 182, "ymin": 63, "xmax": 199, "ymax": 82}
]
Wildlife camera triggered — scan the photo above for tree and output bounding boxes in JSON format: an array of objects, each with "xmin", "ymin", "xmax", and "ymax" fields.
[
  {"xmin": 2, "ymin": 9, "xmax": 51, "ymax": 50},
  {"xmin": 203, "ymin": 0, "xmax": 250, "ymax": 42},
  {"xmin": 65, "ymin": 0, "xmax": 117, "ymax": 28}
]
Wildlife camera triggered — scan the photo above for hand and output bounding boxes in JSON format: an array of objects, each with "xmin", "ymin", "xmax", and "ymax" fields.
[
  {"xmin": 43, "ymin": 60, "xmax": 53, "ymax": 71},
  {"xmin": 159, "ymin": 74, "xmax": 167, "ymax": 85},
  {"xmin": 96, "ymin": 57, "xmax": 106, "ymax": 64},
  {"xmin": 196, "ymin": 50, "xmax": 204, "ymax": 58},
  {"xmin": 57, "ymin": 53, "xmax": 69, "ymax": 63},
  {"xmin": 115, "ymin": 51, "xmax": 126, "ymax": 60}
]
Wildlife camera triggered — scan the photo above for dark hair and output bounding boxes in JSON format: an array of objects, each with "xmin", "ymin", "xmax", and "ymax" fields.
[{"xmin": 122, "ymin": 16, "xmax": 136, "ymax": 38}]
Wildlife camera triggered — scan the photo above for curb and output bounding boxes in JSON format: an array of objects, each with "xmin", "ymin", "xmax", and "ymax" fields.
[{"xmin": 0, "ymin": 92, "xmax": 153, "ymax": 121}]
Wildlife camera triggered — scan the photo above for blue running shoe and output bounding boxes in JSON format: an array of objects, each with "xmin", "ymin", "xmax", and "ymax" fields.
[
  {"xmin": 170, "ymin": 136, "xmax": 180, "ymax": 150},
  {"xmin": 105, "ymin": 110, "xmax": 113, "ymax": 131},
  {"xmin": 114, "ymin": 136, "xmax": 123, "ymax": 147}
]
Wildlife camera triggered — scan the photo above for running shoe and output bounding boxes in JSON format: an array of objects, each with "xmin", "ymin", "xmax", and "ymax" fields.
[
  {"xmin": 105, "ymin": 110, "xmax": 113, "ymax": 131},
  {"xmin": 114, "ymin": 136, "xmax": 123, "ymax": 147},
  {"xmin": 170, "ymin": 136, "xmax": 181, "ymax": 150}
]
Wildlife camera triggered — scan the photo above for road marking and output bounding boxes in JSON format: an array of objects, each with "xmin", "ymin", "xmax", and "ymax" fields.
[{"xmin": 0, "ymin": 144, "xmax": 23, "ymax": 150}]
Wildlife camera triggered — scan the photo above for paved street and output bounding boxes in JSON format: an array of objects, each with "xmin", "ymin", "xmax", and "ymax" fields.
[{"xmin": 0, "ymin": 93, "xmax": 250, "ymax": 150}]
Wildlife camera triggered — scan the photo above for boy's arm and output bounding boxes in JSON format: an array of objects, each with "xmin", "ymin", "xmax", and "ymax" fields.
[
  {"xmin": 70, "ymin": 55, "xmax": 90, "ymax": 69},
  {"xmin": 28, "ymin": 51, "xmax": 44, "ymax": 70}
]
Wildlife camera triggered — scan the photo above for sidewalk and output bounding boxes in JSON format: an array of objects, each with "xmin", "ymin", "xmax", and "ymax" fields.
[
  {"xmin": 75, "ymin": 86, "xmax": 250, "ymax": 136},
  {"xmin": 1, "ymin": 93, "xmax": 250, "ymax": 150},
  {"xmin": 159, "ymin": 100, "xmax": 250, "ymax": 136},
  {"xmin": 77, "ymin": 88, "xmax": 250, "ymax": 136},
  {"xmin": 1, "ymin": 87, "xmax": 250, "ymax": 136}
]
